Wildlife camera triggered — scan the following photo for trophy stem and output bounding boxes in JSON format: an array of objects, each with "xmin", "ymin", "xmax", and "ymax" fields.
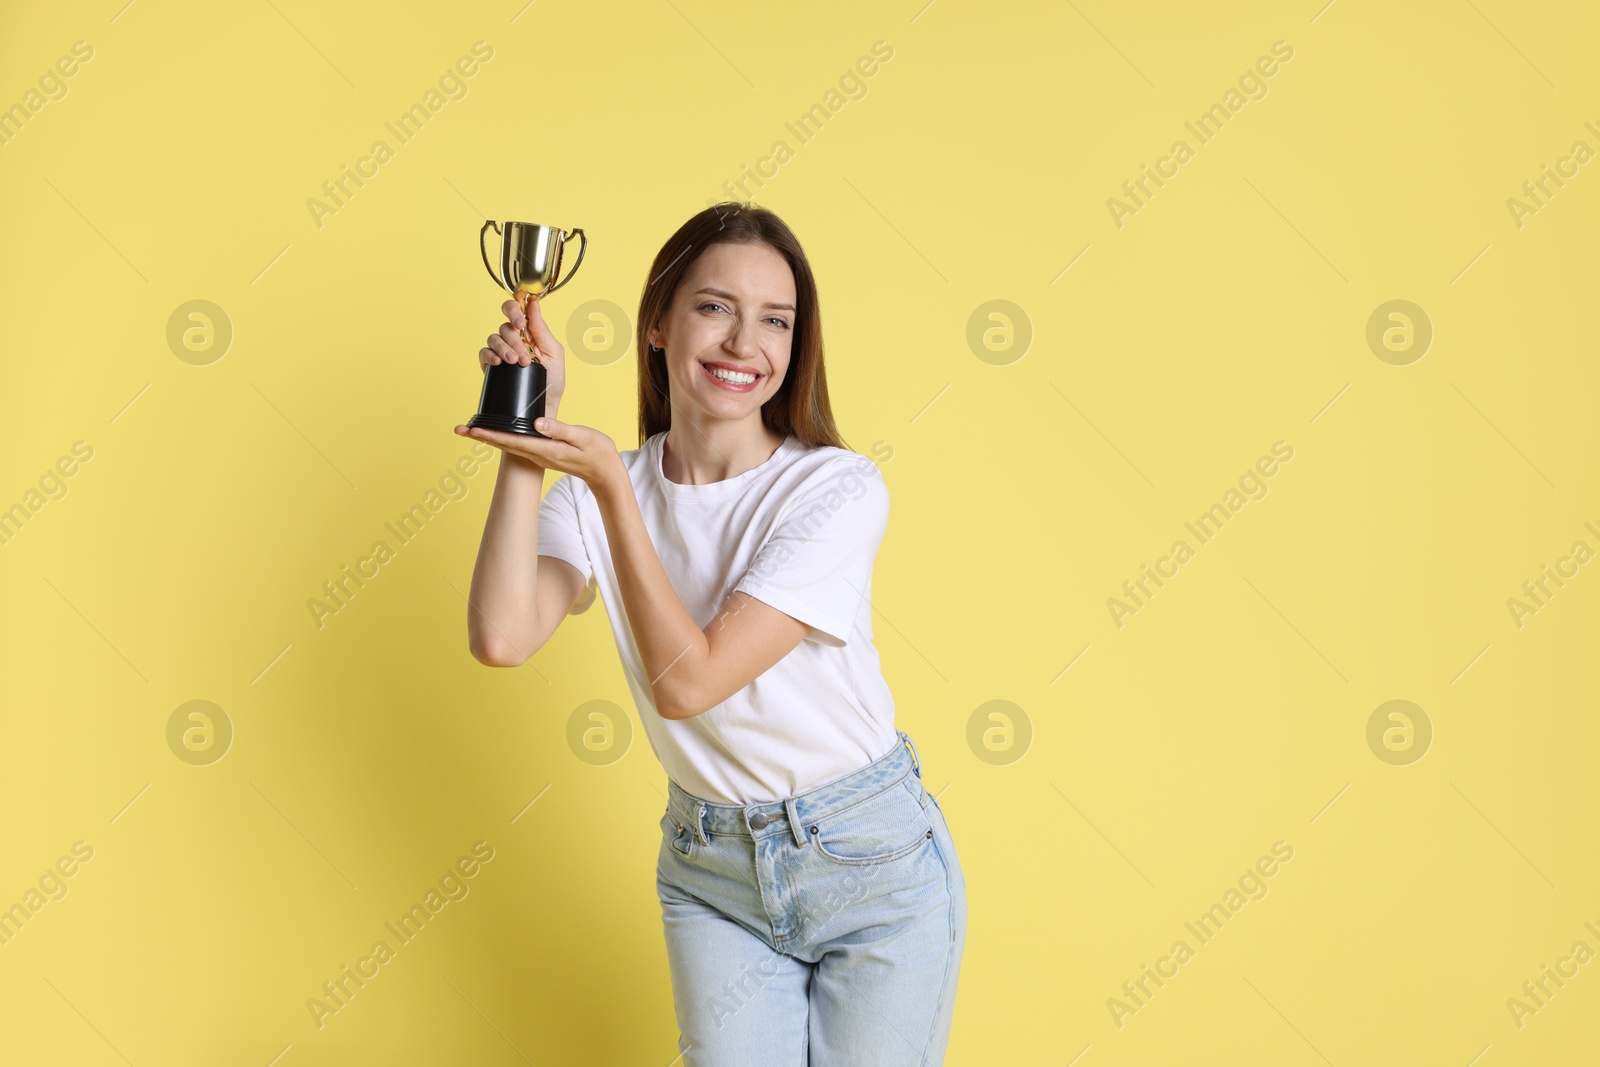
[{"xmin": 518, "ymin": 290, "xmax": 542, "ymax": 366}]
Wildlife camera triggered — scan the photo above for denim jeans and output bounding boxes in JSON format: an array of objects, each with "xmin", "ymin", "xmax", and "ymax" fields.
[{"xmin": 656, "ymin": 729, "xmax": 967, "ymax": 1066}]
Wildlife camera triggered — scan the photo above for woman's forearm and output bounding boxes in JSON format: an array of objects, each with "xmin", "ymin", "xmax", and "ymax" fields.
[
  {"xmin": 592, "ymin": 471, "xmax": 709, "ymax": 717},
  {"xmin": 466, "ymin": 446, "xmax": 550, "ymax": 666}
]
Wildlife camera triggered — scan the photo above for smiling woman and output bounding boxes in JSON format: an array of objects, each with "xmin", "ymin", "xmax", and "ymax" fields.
[{"xmin": 456, "ymin": 202, "xmax": 967, "ymax": 1066}]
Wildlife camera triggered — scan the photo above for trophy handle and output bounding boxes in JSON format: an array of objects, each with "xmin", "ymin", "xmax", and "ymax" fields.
[
  {"xmin": 479, "ymin": 220, "xmax": 508, "ymax": 290},
  {"xmin": 543, "ymin": 228, "xmax": 587, "ymax": 295}
]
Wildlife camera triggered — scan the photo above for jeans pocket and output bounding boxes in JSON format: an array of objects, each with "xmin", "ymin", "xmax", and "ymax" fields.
[
  {"xmin": 662, "ymin": 810, "xmax": 694, "ymax": 857},
  {"xmin": 807, "ymin": 776, "xmax": 934, "ymax": 866}
]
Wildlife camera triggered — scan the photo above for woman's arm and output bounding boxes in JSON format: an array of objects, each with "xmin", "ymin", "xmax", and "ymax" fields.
[
  {"xmin": 463, "ymin": 296, "xmax": 585, "ymax": 667},
  {"xmin": 590, "ymin": 472, "xmax": 809, "ymax": 719},
  {"xmin": 466, "ymin": 450, "xmax": 588, "ymax": 666},
  {"xmin": 458, "ymin": 411, "xmax": 810, "ymax": 708}
]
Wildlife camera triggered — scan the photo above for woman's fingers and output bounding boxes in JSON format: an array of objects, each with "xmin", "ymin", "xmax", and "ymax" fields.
[
  {"xmin": 461, "ymin": 424, "xmax": 567, "ymax": 465},
  {"xmin": 455, "ymin": 419, "xmax": 615, "ymax": 490},
  {"xmin": 487, "ymin": 332, "xmax": 522, "ymax": 365},
  {"xmin": 494, "ymin": 324, "xmax": 532, "ymax": 363},
  {"xmin": 478, "ymin": 299, "xmax": 543, "ymax": 369},
  {"xmin": 532, "ymin": 416, "xmax": 569, "ymax": 440}
]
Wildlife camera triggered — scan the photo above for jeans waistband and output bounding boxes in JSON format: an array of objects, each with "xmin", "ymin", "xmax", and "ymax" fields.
[{"xmin": 666, "ymin": 729, "xmax": 924, "ymax": 849}]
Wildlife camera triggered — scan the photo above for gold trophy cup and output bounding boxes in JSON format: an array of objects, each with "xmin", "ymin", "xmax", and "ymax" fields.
[{"xmin": 470, "ymin": 220, "xmax": 587, "ymax": 437}]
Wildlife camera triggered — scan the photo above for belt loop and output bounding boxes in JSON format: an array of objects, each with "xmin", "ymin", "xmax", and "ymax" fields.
[
  {"xmin": 693, "ymin": 801, "xmax": 710, "ymax": 845},
  {"xmin": 901, "ymin": 730, "xmax": 923, "ymax": 779},
  {"xmin": 785, "ymin": 796, "xmax": 806, "ymax": 846}
]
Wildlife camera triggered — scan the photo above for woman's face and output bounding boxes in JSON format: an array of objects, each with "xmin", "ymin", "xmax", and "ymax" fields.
[{"xmin": 649, "ymin": 241, "xmax": 797, "ymax": 424}]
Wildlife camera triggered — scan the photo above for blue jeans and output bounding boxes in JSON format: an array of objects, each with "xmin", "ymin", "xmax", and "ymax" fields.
[{"xmin": 656, "ymin": 730, "xmax": 967, "ymax": 1066}]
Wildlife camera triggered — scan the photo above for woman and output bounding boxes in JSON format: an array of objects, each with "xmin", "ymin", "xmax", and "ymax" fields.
[{"xmin": 455, "ymin": 202, "xmax": 966, "ymax": 1066}]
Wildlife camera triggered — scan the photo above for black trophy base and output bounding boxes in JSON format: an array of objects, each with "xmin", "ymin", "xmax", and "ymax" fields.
[
  {"xmin": 469, "ymin": 359, "xmax": 549, "ymax": 438},
  {"xmin": 467, "ymin": 412, "xmax": 548, "ymax": 438}
]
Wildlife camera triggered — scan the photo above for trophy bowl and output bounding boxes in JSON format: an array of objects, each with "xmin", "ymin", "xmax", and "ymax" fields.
[{"xmin": 469, "ymin": 220, "xmax": 587, "ymax": 438}]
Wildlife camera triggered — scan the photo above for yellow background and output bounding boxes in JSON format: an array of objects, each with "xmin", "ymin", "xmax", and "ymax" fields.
[{"xmin": 2, "ymin": 0, "xmax": 1598, "ymax": 1063}]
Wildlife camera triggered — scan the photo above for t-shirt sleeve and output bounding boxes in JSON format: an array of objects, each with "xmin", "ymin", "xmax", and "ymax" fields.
[
  {"xmin": 733, "ymin": 455, "xmax": 889, "ymax": 647},
  {"xmin": 538, "ymin": 473, "xmax": 597, "ymax": 612}
]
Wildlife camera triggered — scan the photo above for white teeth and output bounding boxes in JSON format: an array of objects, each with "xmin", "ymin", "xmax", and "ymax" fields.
[{"xmin": 707, "ymin": 365, "xmax": 757, "ymax": 384}]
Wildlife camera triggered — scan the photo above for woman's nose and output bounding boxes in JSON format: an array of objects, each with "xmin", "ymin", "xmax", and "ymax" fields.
[{"xmin": 725, "ymin": 318, "xmax": 763, "ymax": 359}]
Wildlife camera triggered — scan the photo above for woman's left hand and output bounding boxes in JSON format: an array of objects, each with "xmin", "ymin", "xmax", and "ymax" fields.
[{"xmin": 454, "ymin": 417, "xmax": 623, "ymax": 493}]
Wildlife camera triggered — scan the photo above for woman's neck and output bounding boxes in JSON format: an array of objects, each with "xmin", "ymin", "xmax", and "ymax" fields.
[{"xmin": 662, "ymin": 421, "xmax": 787, "ymax": 485}]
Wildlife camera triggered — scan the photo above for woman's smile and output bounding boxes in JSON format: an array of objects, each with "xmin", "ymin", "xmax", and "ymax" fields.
[{"xmin": 699, "ymin": 360, "xmax": 764, "ymax": 393}]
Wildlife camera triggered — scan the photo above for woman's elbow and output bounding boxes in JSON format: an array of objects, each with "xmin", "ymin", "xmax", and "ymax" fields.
[
  {"xmin": 469, "ymin": 635, "xmax": 533, "ymax": 668},
  {"xmin": 653, "ymin": 683, "xmax": 703, "ymax": 720}
]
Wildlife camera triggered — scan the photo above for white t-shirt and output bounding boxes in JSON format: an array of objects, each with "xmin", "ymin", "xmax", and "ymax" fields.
[{"xmin": 535, "ymin": 429, "xmax": 899, "ymax": 804}]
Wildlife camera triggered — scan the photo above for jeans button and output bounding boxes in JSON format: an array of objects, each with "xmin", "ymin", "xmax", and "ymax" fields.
[{"xmin": 748, "ymin": 811, "xmax": 769, "ymax": 829}]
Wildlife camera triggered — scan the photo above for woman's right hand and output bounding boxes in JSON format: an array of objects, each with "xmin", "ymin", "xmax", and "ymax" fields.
[{"xmin": 479, "ymin": 297, "xmax": 566, "ymax": 412}]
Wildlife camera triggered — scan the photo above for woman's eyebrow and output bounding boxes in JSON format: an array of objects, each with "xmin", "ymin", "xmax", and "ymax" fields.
[{"xmin": 695, "ymin": 287, "xmax": 795, "ymax": 312}]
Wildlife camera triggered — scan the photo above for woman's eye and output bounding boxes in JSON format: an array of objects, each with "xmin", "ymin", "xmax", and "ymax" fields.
[{"xmin": 699, "ymin": 302, "xmax": 789, "ymax": 329}]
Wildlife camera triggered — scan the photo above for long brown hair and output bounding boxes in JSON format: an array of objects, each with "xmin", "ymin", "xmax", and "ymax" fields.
[{"xmin": 635, "ymin": 202, "xmax": 846, "ymax": 451}]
